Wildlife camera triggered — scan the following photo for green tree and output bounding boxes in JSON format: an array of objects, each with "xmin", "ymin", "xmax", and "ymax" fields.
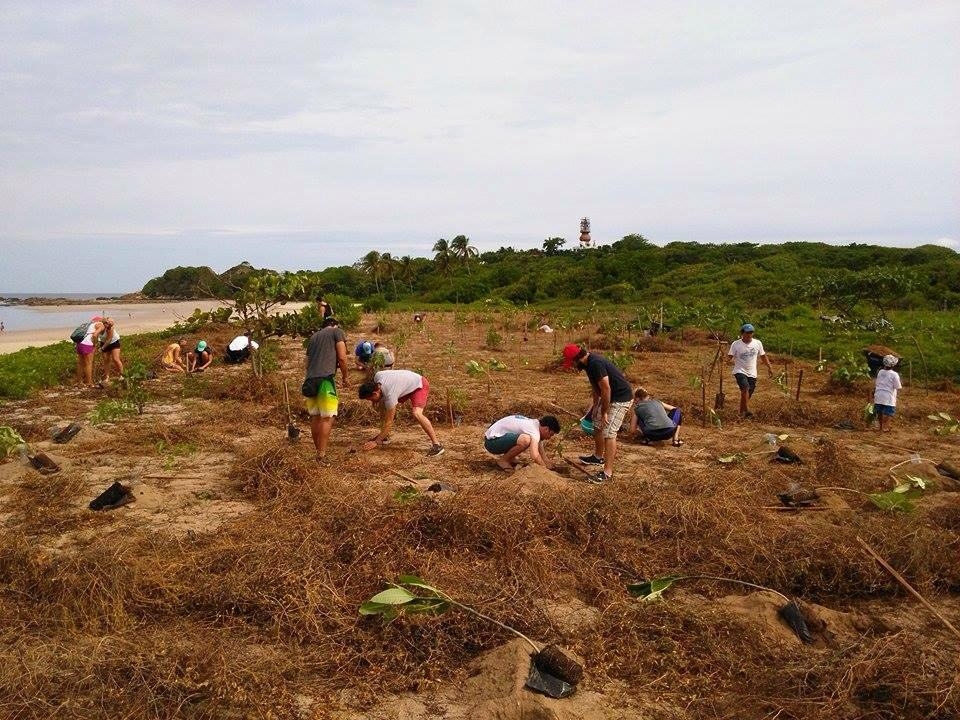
[
  {"xmin": 433, "ymin": 238, "xmax": 454, "ymax": 282},
  {"xmin": 542, "ymin": 237, "xmax": 566, "ymax": 255},
  {"xmin": 360, "ymin": 251, "xmax": 384, "ymax": 294},
  {"xmin": 450, "ymin": 235, "xmax": 478, "ymax": 274}
]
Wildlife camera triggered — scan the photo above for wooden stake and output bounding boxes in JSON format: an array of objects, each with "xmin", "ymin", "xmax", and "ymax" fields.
[
  {"xmin": 795, "ymin": 369, "xmax": 804, "ymax": 401},
  {"xmin": 445, "ymin": 387, "xmax": 454, "ymax": 429},
  {"xmin": 762, "ymin": 506, "xmax": 830, "ymax": 512},
  {"xmin": 562, "ymin": 456, "xmax": 594, "ymax": 479},
  {"xmin": 857, "ymin": 537, "xmax": 960, "ymax": 641},
  {"xmin": 548, "ymin": 401, "xmax": 581, "ymax": 418},
  {"xmin": 388, "ymin": 468, "xmax": 421, "ymax": 484},
  {"xmin": 701, "ymin": 377, "xmax": 707, "ymax": 428}
]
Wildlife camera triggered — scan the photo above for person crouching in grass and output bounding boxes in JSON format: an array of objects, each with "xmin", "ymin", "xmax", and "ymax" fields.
[
  {"xmin": 483, "ymin": 415, "xmax": 560, "ymax": 471},
  {"xmin": 630, "ymin": 388, "xmax": 683, "ymax": 446}
]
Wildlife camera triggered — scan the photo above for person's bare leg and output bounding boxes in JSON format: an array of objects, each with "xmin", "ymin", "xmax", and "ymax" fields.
[
  {"xmin": 739, "ymin": 389, "xmax": 749, "ymax": 415},
  {"xmin": 112, "ymin": 349, "xmax": 123, "ymax": 378},
  {"xmin": 498, "ymin": 434, "xmax": 530, "ymax": 469},
  {"xmin": 603, "ymin": 436, "xmax": 617, "ymax": 477},
  {"xmin": 411, "ymin": 407, "xmax": 439, "ymax": 445},
  {"xmin": 82, "ymin": 354, "xmax": 94, "ymax": 385},
  {"xmin": 310, "ymin": 415, "xmax": 334, "ymax": 458},
  {"xmin": 594, "ymin": 427, "xmax": 605, "ymax": 460}
]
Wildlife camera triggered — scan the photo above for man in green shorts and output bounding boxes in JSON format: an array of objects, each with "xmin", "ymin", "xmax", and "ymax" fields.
[
  {"xmin": 303, "ymin": 317, "xmax": 349, "ymax": 463},
  {"xmin": 483, "ymin": 415, "xmax": 560, "ymax": 471}
]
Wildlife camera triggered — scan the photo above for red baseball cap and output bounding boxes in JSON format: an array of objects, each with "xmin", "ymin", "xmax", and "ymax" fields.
[{"xmin": 562, "ymin": 344, "xmax": 585, "ymax": 368}]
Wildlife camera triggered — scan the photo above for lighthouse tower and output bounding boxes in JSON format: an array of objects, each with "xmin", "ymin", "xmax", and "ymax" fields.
[{"xmin": 578, "ymin": 217, "xmax": 592, "ymax": 247}]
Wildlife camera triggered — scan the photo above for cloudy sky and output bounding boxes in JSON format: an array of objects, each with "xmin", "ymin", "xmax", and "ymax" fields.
[{"xmin": 1, "ymin": 1, "xmax": 958, "ymax": 292}]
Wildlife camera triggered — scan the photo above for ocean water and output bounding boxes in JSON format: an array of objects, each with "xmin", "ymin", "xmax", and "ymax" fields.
[{"xmin": 0, "ymin": 293, "xmax": 127, "ymax": 333}]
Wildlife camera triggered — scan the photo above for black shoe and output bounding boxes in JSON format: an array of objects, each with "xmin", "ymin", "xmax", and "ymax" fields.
[
  {"xmin": 587, "ymin": 471, "xmax": 611, "ymax": 484},
  {"xmin": 89, "ymin": 481, "xmax": 134, "ymax": 511},
  {"xmin": 53, "ymin": 422, "xmax": 82, "ymax": 444},
  {"xmin": 578, "ymin": 454, "xmax": 604, "ymax": 465},
  {"xmin": 427, "ymin": 444, "xmax": 445, "ymax": 457}
]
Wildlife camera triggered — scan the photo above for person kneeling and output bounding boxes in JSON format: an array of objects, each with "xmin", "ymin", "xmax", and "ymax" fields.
[
  {"xmin": 483, "ymin": 415, "xmax": 560, "ymax": 472},
  {"xmin": 630, "ymin": 387, "xmax": 683, "ymax": 446}
]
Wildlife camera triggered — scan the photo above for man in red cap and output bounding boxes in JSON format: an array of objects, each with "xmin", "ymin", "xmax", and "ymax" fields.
[{"xmin": 562, "ymin": 344, "xmax": 633, "ymax": 483}]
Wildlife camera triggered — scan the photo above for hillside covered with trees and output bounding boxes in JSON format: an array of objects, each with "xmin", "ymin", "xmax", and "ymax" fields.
[{"xmin": 141, "ymin": 236, "xmax": 960, "ymax": 314}]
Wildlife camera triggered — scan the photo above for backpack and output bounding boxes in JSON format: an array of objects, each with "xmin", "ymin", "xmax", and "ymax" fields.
[{"xmin": 69, "ymin": 323, "xmax": 90, "ymax": 343}]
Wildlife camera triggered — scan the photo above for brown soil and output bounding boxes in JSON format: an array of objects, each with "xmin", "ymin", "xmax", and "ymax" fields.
[{"xmin": 1, "ymin": 311, "xmax": 957, "ymax": 719}]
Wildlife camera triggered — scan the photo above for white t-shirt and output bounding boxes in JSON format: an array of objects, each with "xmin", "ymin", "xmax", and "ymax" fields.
[
  {"xmin": 485, "ymin": 415, "xmax": 541, "ymax": 444},
  {"xmin": 374, "ymin": 370, "xmax": 424, "ymax": 408},
  {"xmin": 874, "ymin": 369, "xmax": 902, "ymax": 406},
  {"xmin": 728, "ymin": 338, "xmax": 766, "ymax": 378},
  {"xmin": 229, "ymin": 335, "xmax": 260, "ymax": 352}
]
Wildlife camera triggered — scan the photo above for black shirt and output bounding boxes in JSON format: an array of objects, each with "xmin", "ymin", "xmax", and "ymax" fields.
[{"xmin": 585, "ymin": 353, "xmax": 633, "ymax": 402}]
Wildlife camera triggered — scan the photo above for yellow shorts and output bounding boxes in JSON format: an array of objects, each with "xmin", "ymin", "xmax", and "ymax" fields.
[{"xmin": 305, "ymin": 377, "xmax": 339, "ymax": 417}]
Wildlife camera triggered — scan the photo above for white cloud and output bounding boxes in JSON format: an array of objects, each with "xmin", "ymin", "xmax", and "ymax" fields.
[{"xmin": 0, "ymin": 0, "xmax": 958, "ymax": 290}]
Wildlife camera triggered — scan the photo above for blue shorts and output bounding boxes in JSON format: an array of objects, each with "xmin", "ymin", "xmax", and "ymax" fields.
[
  {"xmin": 874, "ymin": 403, "xmax": 895, "ymax": 417},
  {"xmin": 734, "ymin": 373, "xmax": 757, "ymax": 396}
]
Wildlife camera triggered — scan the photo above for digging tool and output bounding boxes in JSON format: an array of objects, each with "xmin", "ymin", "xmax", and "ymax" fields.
[
  {"xmin": 283, "ymin": 380, "xmax": 299, "ymax": 441},
  {"xmin": 714, "ymin": 375, "xmax": 725, "ymax": 410}
]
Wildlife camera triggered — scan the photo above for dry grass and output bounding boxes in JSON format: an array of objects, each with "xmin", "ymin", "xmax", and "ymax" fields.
[{"xmin": 1, "ymin": 313, "xmax": 958, "ymax": 718}]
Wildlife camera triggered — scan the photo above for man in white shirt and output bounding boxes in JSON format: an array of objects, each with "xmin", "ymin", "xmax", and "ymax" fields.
[
  {"xmin": 358, "ymin": 370, "xmax": 444, "ymax": 456},
  {"xmin": 484, "ymin": 415, "xmax": 560, "ymax": 471},
  {"xmin": 225, "ymin": 331, "xmax": 260, "ymax": 364},
  {"xmin": 727, "ymin": 323, "xmax": 774, "ymax": 418}
]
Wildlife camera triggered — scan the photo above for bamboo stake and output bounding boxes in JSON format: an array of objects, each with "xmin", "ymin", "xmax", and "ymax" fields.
[
  {"xmin": 795, "ymin": 369, "xmax": 804, "ymax": 401},
  {"xmin": 857, "ymin": 537, "xmax": 960, "ymax": 641}
]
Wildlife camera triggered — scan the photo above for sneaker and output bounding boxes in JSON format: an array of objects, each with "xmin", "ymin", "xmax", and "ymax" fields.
[
  {"xmin": 587, "ymin": 471, "xmax": 611, "ymax": 484},
  {"xmin": 578, "ymin": 454, "xmax": 604, "ymax": 465},
  {"xmin": 380, "ymin": 436, "xmax": 391, "ymax": 445},
  {"xmin": 427, "ymin": 444, "xmax": 445, "ymax": 457}
]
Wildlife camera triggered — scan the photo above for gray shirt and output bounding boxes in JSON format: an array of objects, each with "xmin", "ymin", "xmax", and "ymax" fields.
[
  {"xmin": 633, "ymin": 399, "xmax": 674, "ymax": 431},
  {"xmin": 306, "ymin": 326, "xmax": 346, "ymax": 378}
]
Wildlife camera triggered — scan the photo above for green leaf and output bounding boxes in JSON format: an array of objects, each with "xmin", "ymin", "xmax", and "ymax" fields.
[
  {"xmin": 397, "ymin": 575, "xmax": 442, "ymax": 594},
  {"xmin": 717, "ymin": 452, "xmax": 746, "ymax": 464},
  {"xmin": 359, "ymin": 601, "xmax": 397, "ymax": 617},
  {"xmin": 627, "ymin": 576, "xmax": 679, "ymax": 601},
  {"xmin": 401, "ymin": 598, "xmax": 450, "ymax": 615},
  {"xmin": 367, "ymin": 587, "xmax": 417, "ymax": 605},
  {"xmin": 868, "ymin": 489, "xmax": 921, "ymax": 513}
]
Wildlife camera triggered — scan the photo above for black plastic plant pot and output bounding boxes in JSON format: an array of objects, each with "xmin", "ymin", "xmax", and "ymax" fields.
[
  {"xmin": 524, "ymin": 645, "xmax": 583, "ymax": 699},
  {"xmin": 778, "ymin": 600, "xmax": 814, "ymax": 644}
]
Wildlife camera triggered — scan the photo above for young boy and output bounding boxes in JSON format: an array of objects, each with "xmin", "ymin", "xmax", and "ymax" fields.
[{"xmin": 873, "ymin": 354, "xmax": 902, "ymax": 432}]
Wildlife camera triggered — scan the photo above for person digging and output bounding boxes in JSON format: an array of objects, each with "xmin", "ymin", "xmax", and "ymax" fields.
[
  {"xmin": 483, "ymin": 415, "xmax": 561, "ymax": 472},
  {"xmin": 358, "ymin": 370, "xmax": 444, "ymax": 457}
]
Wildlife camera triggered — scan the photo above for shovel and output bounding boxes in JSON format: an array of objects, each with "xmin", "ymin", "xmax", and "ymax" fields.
[
  {"xmin": 714, "ymin": 375, "xmax": 725, "ymax": 410},
  {"xmin": 283, "ymin": 380, "xmax": 299, "ymax": 441}
]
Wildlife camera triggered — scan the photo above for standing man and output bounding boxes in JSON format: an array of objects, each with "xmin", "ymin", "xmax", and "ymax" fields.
[
  {"xmin": 562, "ymin": 344, "xmax": 633, "ymax": 483},
  {"xmin": 304, "ymin": 317, "xmax": 349, "ymax": 463},
  {"xmin": 357, "ymin": 369, "xmax": 444, "ymax": 456},
  {"xmin": 484, "ymin": 415, "xmax": 560, "ymax": 471},
  {"xmin": 727, "ymin": 323, "xmax": 773, "ymax": 418}
]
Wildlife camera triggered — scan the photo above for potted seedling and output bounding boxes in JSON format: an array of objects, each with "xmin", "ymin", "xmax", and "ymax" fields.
[
  {"xmin": 627, "ymin": 575, "xmax": 814, "ymax": 643},
  {"xmin": 361, "ymin": 575, "xmax": 583, "ymax": 698}
]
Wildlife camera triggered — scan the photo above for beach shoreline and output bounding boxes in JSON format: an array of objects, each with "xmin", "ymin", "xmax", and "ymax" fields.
[{"xmin": 0, "ymin": 300, "xmax": 261, "ymax": 354}]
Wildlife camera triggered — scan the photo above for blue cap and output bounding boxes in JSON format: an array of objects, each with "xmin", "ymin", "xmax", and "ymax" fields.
[
  {"xmin": 740, "ymin": 323, "xmax": 755, "ymax": 333},
  {"xmin": 355, "ymin": 341, "xmax": 374, "ymax": 360}
]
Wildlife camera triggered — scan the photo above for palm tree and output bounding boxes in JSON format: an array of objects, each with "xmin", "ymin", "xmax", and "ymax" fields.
[
  {"xmin": 378, "ymin": 252, "xmax": 399, "ymax": 298},
  {"xmin": 397, "ymin": 255, "xmax": 416, "ymax": 292},
  {"xmin": 433, "ymin": 238, "xmax": 454, "ymax": 281},
  {"xmin": 450, "ymin": 235, "xmax": 478, "ymax": 274},
  {"xmin": 360, "ymin": 250, "xmax": 383, "ymax": 294}
]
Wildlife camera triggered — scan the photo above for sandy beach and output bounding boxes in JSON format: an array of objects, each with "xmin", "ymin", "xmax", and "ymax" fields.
[{"xmin": 0, "ymin": 300, "xmax": 300, "ymax": 354}]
